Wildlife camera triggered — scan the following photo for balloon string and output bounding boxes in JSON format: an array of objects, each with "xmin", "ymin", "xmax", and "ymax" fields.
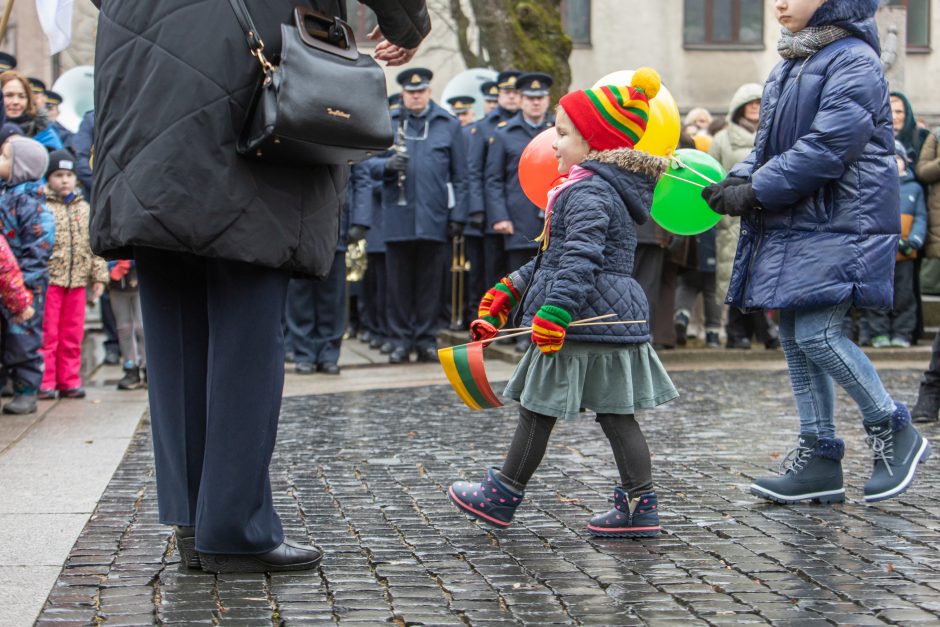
[
  {"xmin": 670, "ymin": 156, "xmax": 720, "ymax": 186},
  {"xmin": 663, "ymin": 172, "xmax": 706, "ymax": 189}
]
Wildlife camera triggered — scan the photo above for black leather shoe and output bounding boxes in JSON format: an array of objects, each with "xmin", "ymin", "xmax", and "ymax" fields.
[
  {"xmin": 199, "ymin": 539, "xmax": 323, "ymax": 573},
  {"xmin": 389, "ymin": 348, "xmax": 410, "ymax": 364},
  {"xmin": 295, "ymin": 362, "xmax": 316, "ymax": 375},
  {"xmin": 173, "ymin": 526, "xmax": 200, "ymax": 569},
  {"xmin": 369, "ymin": 337, "xmax": 383, "ymax": 350},
  {"xmin": 318, "ymin": 363, "xmax": 340, "ymax": 375},
  {"xmin": 359, "ymin": 330, "xmax": 372, "ymax": 343},
  {"xmin": 415, "ymin": 347, "xmax": 438, "ymax": 363},
  {"xmin": 380, "ymin": 342, "xmax": 394, "ymax": 354}
]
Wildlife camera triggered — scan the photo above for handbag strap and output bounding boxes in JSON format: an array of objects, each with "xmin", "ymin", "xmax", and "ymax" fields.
[{"xmin": 228, "ymin": 0, "xmax": 275, "ymax": 71}]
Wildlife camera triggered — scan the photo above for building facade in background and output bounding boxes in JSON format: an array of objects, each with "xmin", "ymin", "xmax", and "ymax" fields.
[{"xmin": 3, "ymin": 1, "xmax": 937, "ymax": 121}]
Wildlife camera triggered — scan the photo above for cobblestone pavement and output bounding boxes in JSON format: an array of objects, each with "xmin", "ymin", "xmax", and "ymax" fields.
[{"xmin": 36, "ymin": 369, "xmax": 940, "ymax": 626}]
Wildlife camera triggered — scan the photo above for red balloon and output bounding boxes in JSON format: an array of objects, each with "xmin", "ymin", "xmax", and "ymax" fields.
[{"xmin": 518, "ymin": 127, "xmax": 561, "ymax": 210}]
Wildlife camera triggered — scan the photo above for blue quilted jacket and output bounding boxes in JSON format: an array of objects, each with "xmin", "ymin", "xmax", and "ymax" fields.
[
  {"xmin": 727, "ymin": 0, "xmax": 899, "ymax": 311},
  {"xmin": 509, "ymin": 149, "xmax": 667, "ymax": 344}
]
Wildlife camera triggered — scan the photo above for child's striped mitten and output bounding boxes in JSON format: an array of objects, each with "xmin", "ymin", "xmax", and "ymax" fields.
[
  {"xmin": 478, "ymin": 276, "xmax": 520, "ymax": 329},
  {"xmin": 531, "ymin": 305, "xmax": 571, "ymax": 355}
]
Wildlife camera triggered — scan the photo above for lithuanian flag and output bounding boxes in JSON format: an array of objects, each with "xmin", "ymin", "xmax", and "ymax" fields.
[{"xmin": 438, "ymin": 342, "xmax": 503, "ymax": 410}]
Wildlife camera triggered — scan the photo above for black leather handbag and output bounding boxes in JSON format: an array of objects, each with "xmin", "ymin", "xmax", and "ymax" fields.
[{"xmin": 228, "ymin": 0, "xmax": 393, "ymax": 165}]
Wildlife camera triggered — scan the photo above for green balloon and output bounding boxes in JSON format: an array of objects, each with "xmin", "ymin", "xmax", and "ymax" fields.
[{"xmin": 651, "ymin": 148, "xmax": 726, "ymax": 236}]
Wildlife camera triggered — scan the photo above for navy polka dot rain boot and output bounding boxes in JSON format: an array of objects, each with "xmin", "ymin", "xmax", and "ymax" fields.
[
  {"xmin": 449, "ymin": 467, "xmax": 524, "ymax": 528},
  {"xmin": 587, "ymin": 488, "xmax": 661, "ymax": 538}
]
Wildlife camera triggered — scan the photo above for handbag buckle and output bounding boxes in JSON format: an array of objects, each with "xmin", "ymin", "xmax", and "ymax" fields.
[
  {"xmin": 293, "ymin": 7, "xmax": 358, "ymax": 61},
  {"xmin": 248, "ymin": 34, "xmax": 276, "ymax": 74}
]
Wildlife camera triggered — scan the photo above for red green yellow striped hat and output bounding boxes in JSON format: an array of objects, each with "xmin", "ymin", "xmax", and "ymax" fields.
[{"xmin": 559, "ymin": 68, "xmax": 662, "ymax": 151}]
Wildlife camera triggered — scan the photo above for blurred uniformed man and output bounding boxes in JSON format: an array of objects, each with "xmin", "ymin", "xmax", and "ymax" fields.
[
  {"xmin": 484, "ymin": 72, "xmax": 554, "ymax": 350},
  {"xmin": 44, "ymin": 90, "xmax": 74, "ymax": 147},
  {"xmin": 480, "ymin": 80, "xmax": 499, "ymax": 116},
  {"xmin": 375, "ymin": 67, "xmax": 468, "ymax": 363},
  {"xmin": 447, "ymin": 95, "xmax": 476, "ymax": 127},
  {"xmin": 467, "ymin": 70, "xmax": 521, "ymax": 290}
]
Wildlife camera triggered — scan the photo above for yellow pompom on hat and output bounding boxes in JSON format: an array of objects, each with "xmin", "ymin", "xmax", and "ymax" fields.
[{"xmin": 559, "ymin": 67, "xmax": 662, "ymax": 150}]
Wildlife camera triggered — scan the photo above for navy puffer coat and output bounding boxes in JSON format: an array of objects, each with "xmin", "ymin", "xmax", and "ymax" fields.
[
  {"xmin": 508, "ymin": 149, "xmax": 667, "ymax": 344},
  {"xmin": 727, "ymin": 0, "xmax": 899, "ymax": 311}
]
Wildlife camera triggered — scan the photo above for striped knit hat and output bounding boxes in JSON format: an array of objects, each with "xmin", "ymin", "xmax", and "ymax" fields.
[{"xmin": 559, "ymin": 68, "xmax": 662, "ymax": 151}]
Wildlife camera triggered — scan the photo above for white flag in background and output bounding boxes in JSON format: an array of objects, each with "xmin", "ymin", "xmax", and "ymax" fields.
[{"xmin": 36, "ymin": 0, "xmax": 74, "ymax": 55}]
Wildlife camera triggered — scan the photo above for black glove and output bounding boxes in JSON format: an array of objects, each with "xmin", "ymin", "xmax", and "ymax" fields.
[
  {"xmin": 448, "ymin": 221, "xmax": 464, "ymax": 239},
  {"xmin": 701, "ymin": 176, "xmax": 747, "ymax": 206},
  {"xmin": 347, "ymin": 224, "xmax": 367, "ymax": 245},
  {"xmin": 899, "ymin": 239, "xmax": 915, "ymax": 257},
  {"xmin": 384, "ymin": 152, "xmax": 409, "ymax": 173},
  {"xmin": 468, "ymin": 212, "xmax": 485, "ymax": 232},
  {"xmin": 702, "ymin": 181, "xmax": 760, "ymax": 217}
]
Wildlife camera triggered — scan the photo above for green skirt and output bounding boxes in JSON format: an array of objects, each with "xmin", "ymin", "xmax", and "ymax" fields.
[{"xmin": 503, "ymin": 341, "xmax": 678, "ymax": 420}]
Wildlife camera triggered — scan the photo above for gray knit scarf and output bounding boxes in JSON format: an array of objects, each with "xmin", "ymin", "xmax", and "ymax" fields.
[{"xmin": 777, "ymin": 25, "xmax": 850, "ymax": 59}]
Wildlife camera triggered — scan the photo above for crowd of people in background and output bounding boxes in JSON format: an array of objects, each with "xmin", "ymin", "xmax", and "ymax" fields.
[
  {"xmin": 0, "ymin": 51, "xmax": 144, "ymax": 416},
  {"xmin": 2, "ymin": 53, "xmax": 939, "ymax": 426}
]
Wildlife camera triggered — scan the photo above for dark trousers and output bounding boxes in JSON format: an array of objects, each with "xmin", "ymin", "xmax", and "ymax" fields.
[
  {"xmin": 633, "ymin": 244, "xmax": 665, "ymax": 337},
  {"xmin": 654, "ymin": 259, "xmax": 679, "ymax": 346},
  {"xmin": 507, "ymin": 249, "xmax": 536, "ymax": 275},
  {"xmin": 727, "ymin": 308, "xmax": 778, "ymax": 343},
  {"xmin": 136, "ymin": 247, "xmax": 289, "ymax": 555},
  {"xmin": 464, "ymin": 235, "xmax": 486, "ymax": 327},
  {"xmin": 919, "ymin": 329, "xmax": 940, "ymax": 395},
  {"xmin": 386, "ymin": 240, "xmax": 447, "ymax": 352},
  {"xmin": 285, "ymin": 251, "xmax": 346, "ymax": 366},
  {"xmin": 868, "ymin": 260, "xmax": 917, "ymax": 342},
  {"xmin": 100, "ymin": 290, "xmax": 120, "ymax": 352},
  {"xmin": 0, "ymin": 289, "xmax": 46, "ymax": 392},
  {"xmin": 361, "ymin": 252, "xmax": 388, "ymax": 340},
  {"xmin": 483, "ymin": 234, "xmax": 508, "ymax": 288}
]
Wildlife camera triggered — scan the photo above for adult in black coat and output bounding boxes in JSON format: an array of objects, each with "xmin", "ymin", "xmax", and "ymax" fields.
[{"xmin": 89, "ymin": 0, "xmax": 429, "ymax": 573}]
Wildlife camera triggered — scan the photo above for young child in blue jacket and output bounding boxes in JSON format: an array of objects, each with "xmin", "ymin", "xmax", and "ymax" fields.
[
  {"xmin": 868, "ymin": 142, "xmax": 927, "ymax": 349},
  {"xmin": 448, "ymin": 70, "xmax": 678, "ymax": 537},
  {"xmin": 702, "ymin": 0, "xmax": 930, "ymax": 505},
  {"xmin": 0, "ymin": 136, "xmax": 54, "ymax": 415}
]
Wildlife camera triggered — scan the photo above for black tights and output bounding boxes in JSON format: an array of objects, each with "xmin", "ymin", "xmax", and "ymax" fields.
[{"xmin": 498, "ymin": 407, "xmax": 654, "ymax": 498}]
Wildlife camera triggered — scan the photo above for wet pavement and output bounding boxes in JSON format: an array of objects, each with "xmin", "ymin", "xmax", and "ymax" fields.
[{"xmin": 35, "ymin": 369, "xmax": 940, "ymax": 626}]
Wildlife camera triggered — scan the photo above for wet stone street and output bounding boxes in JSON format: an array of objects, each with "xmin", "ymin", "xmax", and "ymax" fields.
[{"xmin": 36, "ymin": 369, "xmax": 940, "ymax": 626}]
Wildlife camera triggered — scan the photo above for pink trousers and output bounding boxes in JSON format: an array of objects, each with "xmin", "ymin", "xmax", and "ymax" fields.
[{"xmin": 41, "ymin": 285, "xmax": 86, "ymax": 390}]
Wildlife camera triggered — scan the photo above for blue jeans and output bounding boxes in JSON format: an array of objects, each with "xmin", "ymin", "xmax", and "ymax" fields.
[{"xmin": 779, "ymin": 301, "xmax": 896, "ymax": 439}]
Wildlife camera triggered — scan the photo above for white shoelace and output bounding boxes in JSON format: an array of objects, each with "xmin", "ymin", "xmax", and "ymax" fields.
[{"xmin": 865, "ymin": 427, "xmax": 895, "ymax": 477}]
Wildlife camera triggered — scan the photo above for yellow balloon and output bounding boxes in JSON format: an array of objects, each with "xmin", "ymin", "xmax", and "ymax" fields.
[{"xmin": 591, "ymin": 70, "xmax": 681, "ymax": 156}]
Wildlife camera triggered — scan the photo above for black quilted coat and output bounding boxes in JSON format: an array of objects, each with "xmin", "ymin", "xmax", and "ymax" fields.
[
  {"xmin": 90, "ymin": 0, "xmax": 430, "ymax": 278},
  {"xmin": 508, "ymin": 149, "xmax": 667, "ymax": 345}
]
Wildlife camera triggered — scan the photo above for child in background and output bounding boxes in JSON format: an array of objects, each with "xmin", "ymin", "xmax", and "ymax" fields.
[
  {"xmin": 450, "ymin": 70, "xmax": 678, "ymax": 537},
  {"xmin": 108, "ymin": 259, "xmax": 146, "ymax": 390},
  {"xmin": 869, "ymin": 142, "xmax": 926, "ymax": 349},
  {"xmin": 0, "ymin": 235, "xmax": 35, "ymax": 325},
  {"xmin": 39, "ymin": 151, "xmax": 108, "ymax": 399},
  {"xmin": 0, "ymin": 136, "xmax": 53, "ymax": 414}
]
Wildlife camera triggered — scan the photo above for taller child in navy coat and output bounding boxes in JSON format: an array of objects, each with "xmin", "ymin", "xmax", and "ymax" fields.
[{"xmin": 703, "ymin": 0, "xmax": 931, "ymax": 505}]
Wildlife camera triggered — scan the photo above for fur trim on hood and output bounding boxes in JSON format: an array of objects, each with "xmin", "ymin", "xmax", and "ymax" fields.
[
  {"xmin": 810, "ymin": 0, "xmax": 878, "ymax": 26},
  {"xmin": 583, "ymin": 148, "xmax": 669, "ymax": 181}
]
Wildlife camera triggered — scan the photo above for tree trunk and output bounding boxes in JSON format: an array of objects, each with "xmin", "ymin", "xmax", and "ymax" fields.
[{"xmin": 448, "ymin": 0, "xmax": 572, "ymax": 100}]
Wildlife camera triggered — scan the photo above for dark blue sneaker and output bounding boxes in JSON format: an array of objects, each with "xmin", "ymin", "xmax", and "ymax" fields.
[
  {"xmin": 864, "ymin": 403, "xmax": 932, "ymax": 503},
  {"xmin": 587, "ymin": 488, "xmax": 661, "ymax": 538},
  {"xmin": 449, "ymin": 467, "xmax": 523, "ymax": 527}
]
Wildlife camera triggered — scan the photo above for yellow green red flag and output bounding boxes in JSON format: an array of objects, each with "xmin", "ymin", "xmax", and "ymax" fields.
[{"xmin": 438, "ymin": 342, "xmax": 503, "ymax": 410}]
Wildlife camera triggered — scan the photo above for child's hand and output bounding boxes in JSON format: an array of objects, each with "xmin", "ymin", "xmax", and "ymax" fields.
[
  {"xmin": 13, "ymin": 305, "xmax": 35, "ymax": 324},
  {"xmin": 531, "ymin": 305, "xmax": 571, "ymax": 356},
  {"xmin": 470, "ymin": 318, "xmax": 499, "ymax": 343},
  {"xmin": 478, "ymin": 277, "xmax": 520, "ymax": 329},
  {"xmin": 91, "ymin": 282, "xmax": 105, "ymax": 300},
  {"xmin": 493, "ymin": 220, "xmax": 514, "ymax": 235}
]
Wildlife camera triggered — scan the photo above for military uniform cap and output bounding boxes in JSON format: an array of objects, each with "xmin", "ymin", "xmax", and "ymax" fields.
[
  {"xmin": 516, "ymin": 72, "xmax": 552, "ymax": 97},
  {"xmin": 388, "ymin": 93, "xmax": 402, "ymax": 110},
  {"xmin": 396, "ymin": 68, "xmax": 433, "ymax": 92},
  {"xmin": 0, "ymin": 52, "xmax": 16, "ymax": 71},
  {"xmin": 480, "ymin": 80, "xmax": 499, "ymax": 101},
  {"xmin": 447, "ymin": 96, "xmax": 476, "ymax": 113},
  {"xmin": 45, "ymin": 90, "xmax": 63, "ymax": 105},
  {"xmin": 27, "ymin": 77, "xmax": 46, "ymax": 93},
  {"xmin": 496, "ymin": 70, "xmax": 521, "ymax": 91}
]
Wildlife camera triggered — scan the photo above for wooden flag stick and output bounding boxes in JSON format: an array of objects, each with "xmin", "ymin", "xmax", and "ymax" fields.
[
  {"xmin": 497, "ymin": 312, "xmax": 618, "ymax": 334},
  {"xmin": 0, "ymin": 0, "xmax": 14, "ymax": 45}
]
